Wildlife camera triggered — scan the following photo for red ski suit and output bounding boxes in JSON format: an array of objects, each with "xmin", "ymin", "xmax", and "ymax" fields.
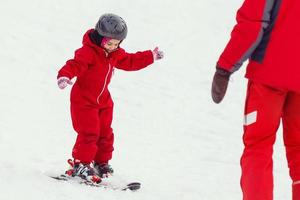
[
  {"xmin": 217, "ymin": 0, "xmax": 300, "ymax": 199},
  {"xmin": 58, "ymin": 29, "xmax": 154, "ymax": 164}
]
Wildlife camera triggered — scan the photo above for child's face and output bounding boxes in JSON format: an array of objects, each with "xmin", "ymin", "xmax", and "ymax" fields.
[{"xmin": 102, "ymin": 39, "xmax": 121, "ymax": 53}]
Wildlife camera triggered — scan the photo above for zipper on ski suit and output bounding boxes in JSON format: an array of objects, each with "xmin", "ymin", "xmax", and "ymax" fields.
[{"xmin": 96, "ymin": 63, "xmax": 111, "ymax": 104}]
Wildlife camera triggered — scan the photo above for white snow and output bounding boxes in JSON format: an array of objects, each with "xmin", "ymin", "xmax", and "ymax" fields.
[{"xmin": 0, "ymin": 0, "xmax": 291, "ymax": 199}]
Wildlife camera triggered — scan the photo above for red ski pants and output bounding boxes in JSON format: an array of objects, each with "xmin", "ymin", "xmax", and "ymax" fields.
[
  {"xmin": 241, "ymin": 81, "xmax": 300, "ymax": 200},
  {"xmin": 70, "ymin": 102, "xmax": 114, "ymax": 164}
]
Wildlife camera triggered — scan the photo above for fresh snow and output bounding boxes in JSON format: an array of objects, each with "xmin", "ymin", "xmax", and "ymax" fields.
[{"xmin": 0, "ymin": 0, "xmax": 291, "ymax": 199}]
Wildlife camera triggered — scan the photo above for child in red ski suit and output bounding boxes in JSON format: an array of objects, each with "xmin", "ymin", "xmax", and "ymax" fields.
[
  {"xmin": 211, "ymin": 0, "xmax": 300, "ymax": 199},
  {"xmin": 57, "ymin": 13, "xmax": 164, "ymax": 182}
]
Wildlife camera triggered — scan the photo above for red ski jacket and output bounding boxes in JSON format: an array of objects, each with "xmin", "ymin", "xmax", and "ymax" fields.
[
  {"xmin": 217, "ymin": 0, "xmax": 300, "ymax": 92},
  {"xmin": 58, "ymin": 29, "xmax": 154, "ymax": 106}
]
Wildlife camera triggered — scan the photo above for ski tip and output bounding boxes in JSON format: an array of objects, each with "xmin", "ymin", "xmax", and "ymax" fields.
[
  {"xmin": 124, "ymin": 182, "xmax": 141, "ymax": 191},
  {"xmin": 50, "ymin": 174, "xmax": 69, "ymax": 181}
]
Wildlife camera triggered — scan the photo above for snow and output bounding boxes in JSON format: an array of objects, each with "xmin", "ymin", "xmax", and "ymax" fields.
[{"xmin": 0, "ymin": 0, "xmax": 291, "ymax": 199}]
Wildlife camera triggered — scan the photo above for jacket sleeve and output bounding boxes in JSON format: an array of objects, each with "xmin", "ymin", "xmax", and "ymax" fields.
[
  {"xmin": 57, "ymin": 46, "xmax": 95, "ymax": 79},
  {"xmin": 217, "ymin": 0, "xmax": 276, "ymax": 72},
  {"xmin": 114, "ymin": 48, "xmax": 154, "ymax": 71}
]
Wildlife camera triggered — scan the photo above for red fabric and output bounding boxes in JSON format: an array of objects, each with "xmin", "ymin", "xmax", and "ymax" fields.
[
  {"xmin": 241, "ymin": 81, "xmax": 300, "ymax": 200},
  {"xmin": 218, "ymin": 0, "xmax": 266, "ymax": 70},
  {"xmin": 293, "ymin": 183, "xmax": 300, "ymax": 200},
  {"xmin": 58, "ymin": 29, "xmax": 154, "ymax": 163},
  {"xmin": 58, "ymin": 29, "xmax": 154, "ymax": 106},
  {"xmin": 71, "ymin": 102, "xmax": 114, "ymax": 164},
  {"xmin": 217, "ymin": 0, "xmax": 300, "ymax": 92}
]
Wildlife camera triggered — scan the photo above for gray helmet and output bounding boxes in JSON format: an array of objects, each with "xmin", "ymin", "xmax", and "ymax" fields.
[{"xmin": 95, "ymin": 13, "xmax": 127, "ymax": 40}]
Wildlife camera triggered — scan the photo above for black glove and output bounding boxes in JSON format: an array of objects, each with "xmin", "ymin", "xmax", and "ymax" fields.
[{"xmin": 211, "ymin": 67, "xmax": 231, "ymax": 104}]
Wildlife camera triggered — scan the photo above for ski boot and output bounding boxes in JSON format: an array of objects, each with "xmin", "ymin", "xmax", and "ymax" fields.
[
  {"xmin": 93, "ymin": 162, "xmax": 114, "ymax": 178},
  {"xmin": 65, "ymin": 159, "xmax": 101, "ymax": 183}
]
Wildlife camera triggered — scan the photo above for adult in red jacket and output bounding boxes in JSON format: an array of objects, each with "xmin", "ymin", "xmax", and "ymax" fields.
[
  {"xmin": 211, "ymin": 0, "xmax": 300, "ymax": 199},
  {"xmin": 57, "ymin": 14, "xmax": 164, "ymax": 182}
]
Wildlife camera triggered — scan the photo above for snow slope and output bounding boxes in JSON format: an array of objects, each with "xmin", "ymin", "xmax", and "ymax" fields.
[{"xmin": 0, "ymin": 0, "xmax": 291, "ymax": 199}]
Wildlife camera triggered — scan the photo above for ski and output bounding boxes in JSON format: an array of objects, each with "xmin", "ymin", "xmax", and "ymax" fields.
[{"xmin": 50, "ymin": 174, "xmax": 141, "ymax": 191}]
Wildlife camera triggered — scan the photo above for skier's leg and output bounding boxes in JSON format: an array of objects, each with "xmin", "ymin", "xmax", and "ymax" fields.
[
  {"xmin": 241, "ymin": 81, "xmax": 286, "ymax": 200},
  {"xmin": 71, "ymin": 102, "xmax": 100, "ymax": 164},
  {"xmin": 293, "ymin": 184, "xmax": 300, "ymax": 200},
  {"xmin": 94, "ymin": 106, "xmax": 114, "ymax": 164},
  {"xmin": 282, "ymin": 91, "xmax": 300, "ymax": 200}
]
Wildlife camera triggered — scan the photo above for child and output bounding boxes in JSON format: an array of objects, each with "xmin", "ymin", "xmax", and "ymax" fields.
[{"xmin": 57, "ymin": 13, "xmax": 164, "ymax": 183}]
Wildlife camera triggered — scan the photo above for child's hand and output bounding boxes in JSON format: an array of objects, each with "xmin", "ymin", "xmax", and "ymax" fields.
[
  {"xmin": 152, "ymin": 47, "xmax": 164, "ymax": 61},
  {"xmin": 57, "ymin": 77, "xmax": 73, "ymax": 89}
]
